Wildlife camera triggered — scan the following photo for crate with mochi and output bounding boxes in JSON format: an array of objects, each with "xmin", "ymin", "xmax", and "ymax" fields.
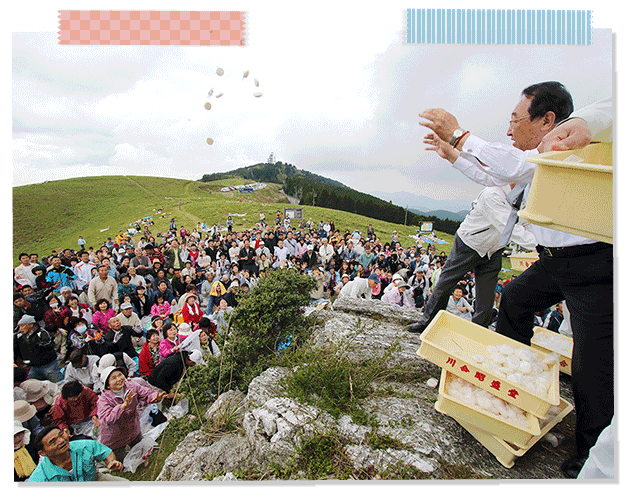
[
  {"xmin": 417, "ymin": 311, "xmax": 560, "ymax": 418},
  {"xmin": 453, "ymin": 396, "xmax": 574, "ymax": 468},
  {"xmin": 530, "ymin": 327, "xmax": 573, "ymax": 376},
  {"xmin": 435, "ymin": 370, "xmax": 542, "ymax": 448}
]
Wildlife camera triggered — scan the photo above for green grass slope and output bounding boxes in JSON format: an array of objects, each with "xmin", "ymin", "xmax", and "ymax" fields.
[{"xmin": 12, "ymin": 175, "xmax": 519, "ymax": 279}]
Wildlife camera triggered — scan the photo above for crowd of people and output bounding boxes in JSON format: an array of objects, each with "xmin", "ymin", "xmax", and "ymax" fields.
[
  {"xmin": 16, "ymin": 209, "xmax": 525, "ymax": 481},
  {"xmin": 16, "ymin": 183, "xmax": 585, "ymax": 483}
]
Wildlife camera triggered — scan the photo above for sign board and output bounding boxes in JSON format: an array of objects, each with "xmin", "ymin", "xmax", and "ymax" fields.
[
  {"xmin": 420, "ymin": 222, "xmax": 433, "ymax": 232},
  {"xmin": 284, "ymin": 208, "xmax": 303, "ymax": 220}
]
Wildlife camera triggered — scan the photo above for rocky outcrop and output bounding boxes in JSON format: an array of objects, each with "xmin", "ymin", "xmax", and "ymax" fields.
[{"xmin": 158, "ymin": 299, "xmax": 577, "ymax": 481}]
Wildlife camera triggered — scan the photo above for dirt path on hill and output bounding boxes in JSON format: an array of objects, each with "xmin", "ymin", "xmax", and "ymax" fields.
[{"xmin": 124, "ymin": 176, "xmax": 199, "ymax": 227}]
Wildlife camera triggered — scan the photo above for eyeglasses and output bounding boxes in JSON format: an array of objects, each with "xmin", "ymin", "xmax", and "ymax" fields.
[{"xmin": 509, "ymin": 115, "xmax": 530, "ymax": 127}]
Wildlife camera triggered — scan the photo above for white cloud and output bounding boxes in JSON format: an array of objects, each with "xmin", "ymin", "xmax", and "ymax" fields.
[{"xmin": 11, "ymin": 7, "xmax": 613, "ymax": 209}]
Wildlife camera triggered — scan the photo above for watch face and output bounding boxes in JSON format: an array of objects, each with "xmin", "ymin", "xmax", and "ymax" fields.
[{"xmin": 450, "ymin": 129, "xmax": 463, "ymax": 145}]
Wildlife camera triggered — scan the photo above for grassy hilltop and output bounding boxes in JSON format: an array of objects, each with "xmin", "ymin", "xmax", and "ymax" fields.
[
  {"xmin": 12, "ymin": 175, "xmax": 452, "ymax": 260},
  {"xmin": 12, "ymin": 174, "xmax": 519, "ymax": 279}
]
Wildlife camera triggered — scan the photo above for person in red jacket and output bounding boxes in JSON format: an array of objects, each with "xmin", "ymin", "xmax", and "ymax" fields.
[
  {"xmin": 51, "ymin": 381, "xmax": 99, "ymax": 435},
  {"xmin": 181, "ymin": 294, "xmax": 203, "ymax": 328},
  {"xmin": 138, "ymin": 329, "xmax": 161, "ymax": 378}
]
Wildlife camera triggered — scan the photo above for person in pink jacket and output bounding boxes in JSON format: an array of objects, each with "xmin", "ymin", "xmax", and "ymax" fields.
[
  {"xmin": 150, "ymin": 293, "xmax": 171, "ymax": 320},
  {"xmin": 97, "ymin": 366, "xmax": 166, "ymax": 461},
  {"xmin": 159, "ymin": 323, "xmax": 188, "ymax": 362},
  {"xmin": 92, "ymin": 299, "xmax": 116, "ymax": 332}
]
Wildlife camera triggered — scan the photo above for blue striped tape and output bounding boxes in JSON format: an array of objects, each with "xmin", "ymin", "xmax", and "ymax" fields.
[{"xmin": 405, "ymin": 9, "xmax": 592, "ymax": 44}]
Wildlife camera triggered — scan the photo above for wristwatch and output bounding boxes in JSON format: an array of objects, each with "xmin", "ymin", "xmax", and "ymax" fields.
[{"xmin": 449, "ymin": 128, "xmax": 466, "ymax": 147}]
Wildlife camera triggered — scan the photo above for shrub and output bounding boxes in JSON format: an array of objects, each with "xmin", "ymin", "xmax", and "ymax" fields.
[
  {"xmin": 224, "ymin": 268, "xmax": 316, "ymax": 387},
  {"xmin": 280, "ymin": 322, "xmax": 399, "ymax": 426}
]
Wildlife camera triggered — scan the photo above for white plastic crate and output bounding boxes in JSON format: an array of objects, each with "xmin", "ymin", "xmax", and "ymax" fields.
[
  {"xmin": 435, "ymin": 370, "xmax": 541, "ymax": 448},
  {"xmin": 520, "ymin": 143, "xmax": 613, "ymax": 244},
  {"xmin": 417, "ymin": 311, "xmax": 560, "ymax": 418}
]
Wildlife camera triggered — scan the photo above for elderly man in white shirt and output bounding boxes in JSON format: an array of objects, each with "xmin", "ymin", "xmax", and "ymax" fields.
[
  {"xmin": 337, "ymin": 274, "xmax": 380, "ymax": 300},
  {"xmin": 14, "ymin": 253, "xmax": 38, "ymax": 288},
  {"xmin": 420, "ymin": 84, "xmax": 612, "ymax": 479},
  {"xmin": 273, "ymin": 239, "xmax": 290, "ymax": 269},
  {"xmin": 318, "ymin": 238, "xmax": 334, "ymax": 265},
  {"xmin": 73, "ymin": 251, "xmax": 96, "ymax": 291}
]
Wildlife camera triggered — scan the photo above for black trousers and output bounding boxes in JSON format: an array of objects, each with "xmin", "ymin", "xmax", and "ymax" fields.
[
  {"xmin": 419, "ymin": 234, "xmax": 503, "ymax": 329},
  {"xmin": 496, "ymin": 244, "xmax": 613, "ymax": 457}
]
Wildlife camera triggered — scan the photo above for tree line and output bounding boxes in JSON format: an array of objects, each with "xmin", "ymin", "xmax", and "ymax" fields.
[{"xmin": 200, "ymin": 163, "xmax": 461, "ymax": 235}]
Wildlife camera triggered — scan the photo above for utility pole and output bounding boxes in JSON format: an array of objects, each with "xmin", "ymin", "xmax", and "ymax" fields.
[{"xmin": 404, "ymin": 205, "xmax": 408, "ymax": 226}]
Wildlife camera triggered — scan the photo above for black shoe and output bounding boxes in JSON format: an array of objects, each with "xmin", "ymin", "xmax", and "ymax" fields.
[
  {"xmin": 560, "ymin": 455, "xmax": 588, "ymax": 478},
  {"xmin": 405, "ymin": 322, "xmax": 427, "ymax": 333}
]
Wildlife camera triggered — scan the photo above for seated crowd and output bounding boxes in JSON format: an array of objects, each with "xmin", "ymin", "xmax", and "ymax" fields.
[{"xmin": 15, "ymin": 213, "xmax": 550, "ymax": 481}]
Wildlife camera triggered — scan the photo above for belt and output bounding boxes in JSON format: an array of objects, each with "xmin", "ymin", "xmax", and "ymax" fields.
[{"xmin": 536, "ymin": 242, "xmax": 612, "ymax": 259}]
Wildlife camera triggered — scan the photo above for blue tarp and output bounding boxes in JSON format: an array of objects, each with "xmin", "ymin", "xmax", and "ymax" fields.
[{"xmin": 422, "ymin": 236, "xmax": 450, "ymax": 245}]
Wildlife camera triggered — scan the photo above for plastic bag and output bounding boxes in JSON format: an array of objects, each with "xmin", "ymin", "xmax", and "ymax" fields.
[
  {"xmin": 71, "ymin": 420, "xmax": 98, "ymax": 439},
  {"xmin": 179, "ymin": 331, "xmax": 201, "ymax": 353},
  {"xmin": 122, "ymin": 421, "xmax": 169, "ymax": 473},
  {"xmin": 164, "ymin": 397, "xmax": 189, "ymax": 420}
]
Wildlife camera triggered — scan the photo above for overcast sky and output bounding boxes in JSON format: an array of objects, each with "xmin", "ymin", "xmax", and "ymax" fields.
[{"xmin": 11, "ymin": 2, "xmax": 614, "ymax": 209}]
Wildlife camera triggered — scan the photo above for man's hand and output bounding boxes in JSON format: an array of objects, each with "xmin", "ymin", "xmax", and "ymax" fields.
[
  {"xmin": 539, "ymin": 118, "xmax": 591, "ymax": 152},
  {"xmin": 107, "ymin": 459, "xmax": 123, "ymax": 472},
  {"xmin": 423, "ymin": 133, "xmax": 460, "ymax": 164},
  {"xmin": 419, "ymin": 109, "xmax": 460, "ymax": 142}
]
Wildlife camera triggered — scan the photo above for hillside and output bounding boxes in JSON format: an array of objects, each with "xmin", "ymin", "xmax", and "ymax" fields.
[
  {"xmin": 199, "ymin": 163, "xmax": 462, "ymax": 235},
  {"xmin": 12, "ymin": 175, "xmax": 454, "ymax": 265}
]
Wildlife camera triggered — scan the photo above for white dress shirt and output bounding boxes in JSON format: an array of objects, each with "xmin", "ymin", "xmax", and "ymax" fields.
[
  {"xmin": 453, "ymin": 98, "xmax": 612, "ymax": 247},
  {"xmin": 455, "ymin": 97, "xmax": 612, "ymax": 249}
]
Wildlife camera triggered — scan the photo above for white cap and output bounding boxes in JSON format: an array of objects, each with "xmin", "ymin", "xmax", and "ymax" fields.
[
  {"xmin": 100, "ymin": 365, "xmax": 126, "ymax": 387},
  {"xmin": 17, "ymin": 315, "xmax": 36, "ymax": 326},
  {"xmin": 14, "ymin": 421, "xmax": 31, "ymax": 445},
  {"xmin": 98, "ymin": 353, "xmax": 116, "ymax": 373}
]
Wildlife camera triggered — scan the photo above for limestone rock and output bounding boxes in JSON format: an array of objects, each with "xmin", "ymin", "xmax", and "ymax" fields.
[{"xmin": 158, "ymin": 306, "xmax": 577, "ymax": 481}]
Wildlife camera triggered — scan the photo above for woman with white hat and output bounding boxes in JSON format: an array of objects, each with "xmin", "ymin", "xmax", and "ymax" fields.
[
  {"xmin": 14, "ymin": 420, "xmax": 38, "ymax": 481},
  {"xmin": 14, "ymin": 400, "xmax": 43, "ymax": 439},
  {"xmin": 97, "ymin": 366, "xmax": 167, "ymax": 461}
]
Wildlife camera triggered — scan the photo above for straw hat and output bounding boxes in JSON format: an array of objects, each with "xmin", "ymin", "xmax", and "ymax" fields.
[
  {"xmin": 21, "ymin": 379, "xmax": 56, "ymax": 406},
  {"xmin": 14, "ymin": 400, "xmax": 37, "ymax": 423}
]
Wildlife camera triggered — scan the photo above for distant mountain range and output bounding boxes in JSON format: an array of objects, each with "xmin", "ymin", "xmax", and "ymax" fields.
[
  {"xmin": 409, "ymin": 208, "xmax": 469, "ymax": 222},
  {"xmin": 369, "ymin": 190, "xmax": 471, "ymax": 214}
]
